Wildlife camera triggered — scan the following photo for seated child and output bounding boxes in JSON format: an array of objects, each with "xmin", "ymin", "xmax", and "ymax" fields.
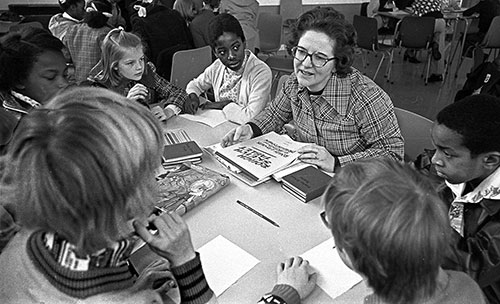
[
  {"xmin": 86, "ymin": 28, "xmax": 188, "ymax": 122},
  {"xmin": 0, "ymin": 87, "xmax": 216, "ymax": 303},
  {"xmin": 260, "ymin": 158, "xmax": 485, "ymax": 304},
  {"xmin": 185, "ymin": 13, "xmax": 272, "ymax": 125},
  {"xmin": 431, "ymin": 94, "xmax": 500, "ymax": 303},
  {"xmin": 48, "ymin": 0, "xmax": 86, "ymax": 41}
]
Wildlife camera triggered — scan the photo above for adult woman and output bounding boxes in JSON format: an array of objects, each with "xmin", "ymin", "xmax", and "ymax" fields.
[
  {"xmin": 222, "ymin": 7, "xmax": 404, "ymax": 172},
  {"xmin": 0, "ymin": 27, "xmax": 69, "ymax": 120},
  {"xmin": 0, "ymin": 87, "xmax": 216, "ymax": 303},
  {"xmin": 63, "ymin": 0, "xmax": 114, "ymax": 84}
]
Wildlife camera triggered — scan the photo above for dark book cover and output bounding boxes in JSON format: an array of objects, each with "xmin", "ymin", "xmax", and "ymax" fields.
[
  {"xmin": 163, "ymin": 141, "xmax": 203, "ymax": 164},
  {"xmin": 282, "ymin": 166, "xmax": 332, "ymax": 203}
]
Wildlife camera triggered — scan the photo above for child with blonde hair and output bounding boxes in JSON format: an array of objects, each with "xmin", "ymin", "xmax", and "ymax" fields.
[{"xmin": 87, "ymin": 28, "xmax": 191, "ymax": 121}]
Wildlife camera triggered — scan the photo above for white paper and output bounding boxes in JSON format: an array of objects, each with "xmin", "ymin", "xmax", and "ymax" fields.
[
  {"xmin": 198, "ymin": 235, "xmax": 260, "ymax": 296},
  {"xmin": 301, "ymin": 238, "xmax": 363, "ymax": 299},
  {"xmin": 180, "ymin": 109, "xmax": 227, "ymax": 128}
]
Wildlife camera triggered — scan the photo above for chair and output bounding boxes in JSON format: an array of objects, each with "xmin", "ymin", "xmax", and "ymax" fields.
[
  {"xmin": 393, "ymin": 107, "xmax": 434, "ymax": 161},
  {"xmin": 391, "ymin": 16, "xmax": 436, "ymax": 85},
  {"xmin": 9, "ymin": 21, "xmax": 44, "ymax": 32},
  {"xmin": 353, "ymin": 15, "xmax": 393, "ymax": 81},
  {"xmin": 257, "ymin": 13, "xmax": 283, "ymax": 56},
  {"xmin": 169, "ymin": 45, "xmax": 212, "ymax": 90},
  {"xmin": 265, "ymin": 55, "xmax": 294, "ymax": 96},
  {"xmin": 280, "ymin": 0, "xmax": 302, "ymax": 28},
  {"xmin": 455, "ymin": 16, "xmax": 500, "ymax": 77}
]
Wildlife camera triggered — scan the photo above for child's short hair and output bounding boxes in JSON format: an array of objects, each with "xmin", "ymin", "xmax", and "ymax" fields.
[
  {"xmin": 58, "ymin": 0, "xmax": 83, "ymax": 12},
  {"xmin": 437, "ymin": 94, "xmax": 500, "ymax": 156},
  {"xmin": 99, "ymin": 28, "xmax": 144, "ymax": 87},
  {"xmin": 323, "ymin": 158, "xmax": 450, "ymax": 304},
  {"xmin": 0, "ymin": 27, "xmax": 65, "ymax": 91},
  {"xmin": 84, "ymin": 0, "xmax": 113, "ymax": 28},
  {"xmin": 208, "ymin": 13, "xmax": 245, "ymax": 49},
  {"xmin": 0, "ymin": 87, "xmax": 163, "ymax": 255}
]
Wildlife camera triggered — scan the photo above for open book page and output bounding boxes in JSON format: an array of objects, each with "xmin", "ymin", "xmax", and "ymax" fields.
[
  {"xmin": 215, "ymin": 132, "xmax": 306, "ymax": 182},
  {"xmin": 198, "ymin": 235, "xmax": 260, "ymax": 296},
  {"xmin": 301, "ymin": 238, "xmax": 363, "ymax": 299}
]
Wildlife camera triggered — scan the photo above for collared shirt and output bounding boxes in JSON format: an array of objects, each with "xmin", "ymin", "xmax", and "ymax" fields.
[
  {"xmin": 447, "ymin": 166, "xmax": 500, "ymax": 236},
  {"xmin": 250, "ymin": 68, "xmax": 404, "ymax": 166}
]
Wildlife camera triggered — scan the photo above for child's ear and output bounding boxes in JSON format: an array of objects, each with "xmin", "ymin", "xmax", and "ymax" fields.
[{"xmin": 483, "ymin": 152, "xmax": 500, "ymax": 170}]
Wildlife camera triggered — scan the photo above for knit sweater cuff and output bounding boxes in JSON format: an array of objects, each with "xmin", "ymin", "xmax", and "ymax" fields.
[
  {"xmin": 270, "ymin": 284, "xmax": 301, "ymax": 304},
  {"xmin": 171, "ymin": 252, "xmax": 214, "ymax": 304}
]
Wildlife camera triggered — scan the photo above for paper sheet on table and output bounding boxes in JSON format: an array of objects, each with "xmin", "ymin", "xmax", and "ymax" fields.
[
  {"xmin": 301, "ymin": 238, "xmax": 363, "ymax": 299},
  {"xmin": 198, "ymin": 235, "xmax": 260, "ymax": 296},
  {"xmin": 180, "ymin": 109, "xmax": 227, "ymax": 128}
]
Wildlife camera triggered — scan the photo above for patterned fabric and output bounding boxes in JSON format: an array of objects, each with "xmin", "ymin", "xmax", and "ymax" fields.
[
  {"xmin": 411, "ymin": 0, "xmax": 443, "ymax": 17},
  {"xmin": 250, "ymin": 69, "xmax": 404, "ymax": 166},
  {"xmin": 27, "ymin": 230, "xmax": 136, "ymax": 299},
  {"xmin": 170, "ymin": 252, "xmax": 215, "ymax": 304},
  {"xmin": 63, "ymin": 23, "xmax": 113, "ymax": 84},
  {"xmin": 446, "ymin": 166, "xmax": 500, "ymax": 236},
  {"xmin": 258, "ymin": 284, "xmax": 300, "ymax": 304},
  {"xmin": 42, "ymin": 232, "xmax": 138, "ymax": 271},
  {"xmin": 87, "ymin": 61, "xmax": 187, "ymax": 110},
  {"xmin": 48, "ymin": 13, "xmax": 81, "ymax": 41},
  {"xmin": 219, "ymin": 51, "xmax": 248, "ymax": 102},
  {"xmin": 1, "ymin": 90, "xmax": 38, "ymax": 120}
]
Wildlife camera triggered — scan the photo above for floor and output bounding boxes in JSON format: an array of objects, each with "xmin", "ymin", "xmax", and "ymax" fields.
[{"xmin": 351, "ymin": 46, "xmax": 474, "ymax": 120}]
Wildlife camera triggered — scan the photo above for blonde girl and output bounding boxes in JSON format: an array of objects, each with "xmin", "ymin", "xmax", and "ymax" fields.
[{"xmin": 87, "ymin": 27, "xmax": 191, "ymax": 120}]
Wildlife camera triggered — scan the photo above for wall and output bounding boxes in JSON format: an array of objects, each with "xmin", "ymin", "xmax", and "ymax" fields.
[{"xmin": 2, "ymin": 0, "xmax": 362, "ymax": 19}]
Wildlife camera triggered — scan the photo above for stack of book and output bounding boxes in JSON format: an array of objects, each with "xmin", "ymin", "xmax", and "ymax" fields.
[
  {"xmin": 162, "ymin": 129, "xmax": 203, "ymax": 167},
  {"xmin": 214, "ymin": 132, "xmax": 308, "ymax": 186},
  {"xmin": 281, "ymin": 166, "xmax": 332, "ymax": 203}
]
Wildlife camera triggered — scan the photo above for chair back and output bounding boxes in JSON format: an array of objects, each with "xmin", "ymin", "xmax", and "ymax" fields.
[
  {"xmin": 279, "ymin": 0, "xmax": 303, "ymax": 21},
  {"xmin": 170, "ymin": 45, "xmax": 212, "ymax": 89},
  {"xmin": 394, "ymin": 107, "xmax": 434, "ymax": 161},
  {"xmin": 353, "ymin": 15, "xmax": 379, "ymax": 51},
  {"xmin": 9, "ymin": 21, "xmax": 43, "ymax": 32},
  {"xmin": 481, "ymin": 16, "xmax": 500, "ymax": 49},
  {"xmin": 257, "ymin": 13, "xmax": 283, "ymax": 54},
  {"xmin": 396, "ymin": 17, "xmax": 435, "ymax": 49}
]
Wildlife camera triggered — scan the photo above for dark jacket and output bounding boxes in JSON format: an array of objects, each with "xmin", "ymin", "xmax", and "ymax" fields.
[
  {"xmin": 440, "ymin": 186, "xmax": 500, "ymax": 304},
  {"xmin": 464, "ymin": 0, "xmax": 500, "ymax": 34}
]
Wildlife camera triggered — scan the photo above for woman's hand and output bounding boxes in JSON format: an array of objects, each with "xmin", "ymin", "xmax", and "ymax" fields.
[
  {"xmin": 132, "ymin": 259, "xmax": 176, "ymax": 293},
  {"xmin": 200, "ymin": 100, "xmax": 232, "ymax": 110},
  {"xmin": 298, "ymin": 144, "xmax": 335, "ymax": 172},
  {"xmin": 133, "ymin": 212, "xmax": 196, "ymax": 267},
  {"xmin": 127, "ymin": 83, "xmax": 148, "ymax": 103},
  {"xmin": 221, "ymin": 124, "xmax": 254, "ymax": 147},
  {"xmin": 276, "ymin": 256, "xmax": 317, "ymax": 300},
  {"xmin": 184, "ymin": 93, "xmax": 200, "ymax": 114}
]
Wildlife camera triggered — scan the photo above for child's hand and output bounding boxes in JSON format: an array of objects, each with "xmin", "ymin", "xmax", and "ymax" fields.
[
  {"xmin": 276, "ymin": 256, "xmax": 317, "ymax": 300},
  {"xmin": 151, "ymin": 105, "xmax": 167, "ymax": 121},
  {"xmin": 184, "ymin": 93, "xmax": 200, "ymax": 114},
  {"xmin": 133, "ymin": 212, "xmax": 196, "ymax": 267},
  {"xmin": 132, "ymin": 259, "xmax": 176, "ymax": 293},
  {"xmin": 127, "ymin": 83, "xmax": 148, "ymax": 103}
]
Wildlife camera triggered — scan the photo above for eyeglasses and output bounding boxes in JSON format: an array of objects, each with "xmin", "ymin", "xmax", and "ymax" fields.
[
  {"xmin": 291, "ymin": 46, "xmax": 337, "ymax": 68},
  {"xmin": 320, "ymin": 211, "xmax": 330, "ymax": 229}
]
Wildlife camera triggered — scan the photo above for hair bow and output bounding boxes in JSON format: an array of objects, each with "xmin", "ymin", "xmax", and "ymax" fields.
[{"xmin": 86, "ymin": 2, "xmax": 113, "ymax": 18}]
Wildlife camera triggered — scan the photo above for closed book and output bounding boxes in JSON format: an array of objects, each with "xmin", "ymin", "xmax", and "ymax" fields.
[
  {"xmin": 214, "ymin": 132, "xmax": 307, "ymax": 185},
  {"xmin": 282, "ymin": 166, "xmax": 332, "ymax": 202},
  {"xmin": 163, "ymin": 141, "xmax": 203, "ymax": 164}
]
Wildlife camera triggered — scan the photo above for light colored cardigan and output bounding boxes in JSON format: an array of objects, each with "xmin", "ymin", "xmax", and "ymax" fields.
[{"xmin": 186, "ymin": 51, "xmax": 272, "ymax": 125}]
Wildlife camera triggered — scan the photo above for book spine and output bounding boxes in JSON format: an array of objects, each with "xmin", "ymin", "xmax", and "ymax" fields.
[
  {"xmin": 215, "ymin": 151, "xmax": 260, "ymax": 181},
  {"xmin": 281, "ymin": 179, "xmax": 307, "ymax": 197},
  {"xmin": 281, "ymin": 184, "xmax": 306, "ymax": 203}
]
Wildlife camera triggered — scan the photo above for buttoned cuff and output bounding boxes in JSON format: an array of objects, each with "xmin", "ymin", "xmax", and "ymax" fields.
[{"xmin": 165, "ymin": 104, "xmax": 181, "ymax": 116}]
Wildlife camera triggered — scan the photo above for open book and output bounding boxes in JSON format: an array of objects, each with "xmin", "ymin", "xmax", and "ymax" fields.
[{"xmin": 214, "ymin": 132, "xmax": 308, "ymax": 186}]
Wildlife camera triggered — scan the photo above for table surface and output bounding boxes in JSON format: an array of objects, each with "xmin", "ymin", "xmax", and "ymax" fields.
[{"xmin": 155, "ymin": 116, "xmax": 370, "ymax": 303}]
